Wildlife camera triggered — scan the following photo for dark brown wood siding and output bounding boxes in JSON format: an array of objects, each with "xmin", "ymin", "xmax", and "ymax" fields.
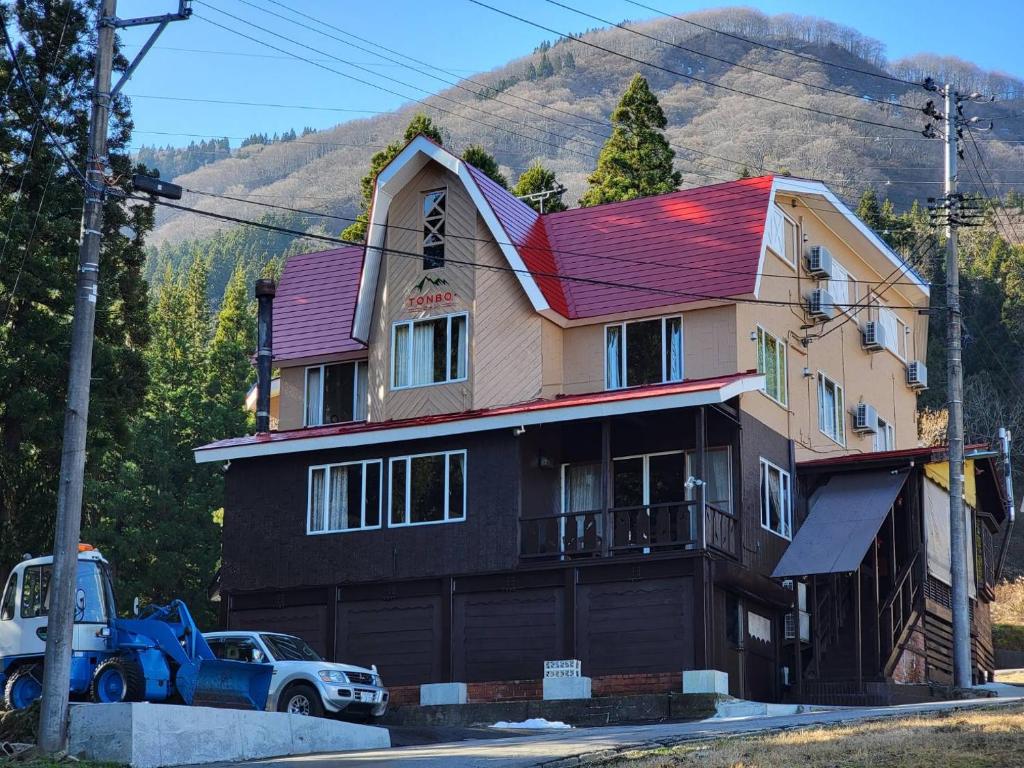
[
  {"xmin": 738, "ymin": 408, "xmax": 795, "ymax": 577},
  {"xmin": 221, "ymin": 429, "xmax": 521, "ymax": 593}
]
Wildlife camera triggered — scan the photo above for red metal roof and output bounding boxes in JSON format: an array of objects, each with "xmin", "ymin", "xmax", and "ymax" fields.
[
  {"xmin": 196, "ymin": 371, "xmax": 758, "ymax": 454},
  {"xmin": 273, "ymin": 246, "xmax": 366, "ymax": 363}
]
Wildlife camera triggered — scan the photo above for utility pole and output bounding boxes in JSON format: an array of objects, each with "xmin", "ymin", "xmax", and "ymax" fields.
[
  {"xmin": 942, "ymin": 82, "xmax": 972, "ymax": 691},
  {"xmin": 37, "ymin": 1, "xmax": 190, "ymax": 752}
]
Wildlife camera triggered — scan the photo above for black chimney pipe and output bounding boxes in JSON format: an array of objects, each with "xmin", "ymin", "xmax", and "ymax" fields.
[{"xmin": 255, "ymin": 278, "xmax": 276, "ymax": 434}]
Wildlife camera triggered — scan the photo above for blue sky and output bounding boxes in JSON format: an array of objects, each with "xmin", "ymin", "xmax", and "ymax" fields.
[{"xmin": 119, "ymin": 0, "xmax": 1023, "ymax": 149}]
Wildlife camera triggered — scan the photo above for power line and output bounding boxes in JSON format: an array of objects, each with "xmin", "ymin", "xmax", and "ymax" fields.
[
  {"xmin": 125, "ymin": 93, "xmax": 386, "ymax": 115},
  {"xmin": 135, "ymin": 193, "xmax": 937, "ymax": 311},
  {"xmin": 467, "ymin": 0, "xmax": 923, "ymax": 134},
  {"xmin": 622, "ymin": 0, "xmax": 920, "ymax": 87},
  {"xmin": 180, "ymin": 183, "xmax": 932, "ymax": 288},
  {"xmin": 546, "ymin": 0, "xmax": 919, "ymax": 113},
  {"xmin": 193, "ymin": 4, "xmax": 606, "ymax": 163}
]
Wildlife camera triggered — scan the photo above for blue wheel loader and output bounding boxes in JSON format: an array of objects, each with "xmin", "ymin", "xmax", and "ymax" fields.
[{"xmin": 0, "ymin": 545, "xmax": 271, "ymax": 711}]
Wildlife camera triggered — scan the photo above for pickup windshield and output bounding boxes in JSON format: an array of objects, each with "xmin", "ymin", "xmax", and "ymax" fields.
[{"xmin": 260, "ymin": 634, "xmax": 321, "ymax": 662}]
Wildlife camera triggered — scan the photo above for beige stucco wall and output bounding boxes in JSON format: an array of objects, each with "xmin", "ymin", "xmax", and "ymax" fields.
[
  {"xmin": 737, "ymin": 196, "xmax": 927, "ymax": 461},
  {"xmin": 277, "ymin": 365, "xmax": 305, "ymax": 432}
]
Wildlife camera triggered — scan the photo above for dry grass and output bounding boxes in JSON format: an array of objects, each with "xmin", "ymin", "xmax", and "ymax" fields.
[
  {"xmin": 995, "ymin": 669, "xmax": 1024, "ymax": 684},
  {"xmin": 993, "ymin": 578, "xmax": 1024, "ymax": 651},
  {"xmin": 600, "ymin": 705, "xmax": 1024, "ymax": 768}
]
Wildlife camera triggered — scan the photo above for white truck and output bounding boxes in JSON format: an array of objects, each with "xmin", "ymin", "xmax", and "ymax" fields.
[{"xmin": 204, "ymin": 630, "xmax": 388, "ymax": 719}]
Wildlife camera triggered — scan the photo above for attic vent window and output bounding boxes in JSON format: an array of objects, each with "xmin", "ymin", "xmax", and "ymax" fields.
[{"xmin": 423, "ymin": 189, "xmax": 447, "ymax": 269}]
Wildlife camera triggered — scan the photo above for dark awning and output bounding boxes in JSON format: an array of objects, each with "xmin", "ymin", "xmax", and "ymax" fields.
[{"xmin": 772, "ymin": 470, "xmax": 909, "ymax": 578}]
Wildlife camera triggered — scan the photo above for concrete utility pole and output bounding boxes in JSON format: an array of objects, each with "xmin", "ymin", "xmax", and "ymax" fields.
[
  {"xmin": 37, "ymin": 0, "xmax": 117, "ymax": 752},
  {"xmin": 942, "ymin": 83, "xmax": 972, "ymax": 690},
  {"xmin": 38, "ymin": 1, "xmax": 190, "ymax": 752}
]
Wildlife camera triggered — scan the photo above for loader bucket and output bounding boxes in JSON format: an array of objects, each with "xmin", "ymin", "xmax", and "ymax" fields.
[{"xmin": 176, "ymin": 658, "xmax": 273, "ymax": 710}]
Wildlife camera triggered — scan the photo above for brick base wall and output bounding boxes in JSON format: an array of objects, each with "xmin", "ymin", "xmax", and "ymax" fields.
[{"xmin": 387, "ymin": 672, "xmax": 682, "ymax": 707}]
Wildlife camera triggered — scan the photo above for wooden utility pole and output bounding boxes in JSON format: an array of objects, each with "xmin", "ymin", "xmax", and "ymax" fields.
[
  {"xmin": 37, "ymin": 1, "xmax": 191, "ymax": 751},
  {"xmin": 37, "ymin": 0, "xmax": 117, "ymax": 751}
]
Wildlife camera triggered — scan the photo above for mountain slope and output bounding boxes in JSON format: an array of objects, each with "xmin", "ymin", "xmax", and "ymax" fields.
[{"xmin": 143, "ymin": 7, "xmax": 1024, "ymax": 247}]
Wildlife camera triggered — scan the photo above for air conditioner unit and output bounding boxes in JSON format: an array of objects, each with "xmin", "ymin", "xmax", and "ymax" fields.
[
  {"xmin": 862, "ymin": 320, "xmax": 887, "ymax": 352},
  {"xmin": 907, "ymin": 360, "xmax": 928, "ymax": 391},
  {"xmin": 853, "ymin": 402, "xmax": 879, "ymax": 433},
  {"xmin": 806, "ymin": 245, "xmax": 834, "ymax": 279},
  {"xmin": 806, "ymin": 288, "xmax": 836, "ymax": 321}
]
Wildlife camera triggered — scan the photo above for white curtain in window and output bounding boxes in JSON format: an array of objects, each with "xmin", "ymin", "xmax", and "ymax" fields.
[
  {"xmin": 606, "ymin": 326, "xmax": 622, "ymax": 388},
  {"xmin": 353, "ymin": 362, "xmax": 368, "ymax": 420},
  {"xmin": 667, "ymin": 318, "xmax": 682, "ymax": 381},
  {"xmin": 411, "ymin": 322, "xmax": 435, "ymax": 386},
  {"xmin": 819, "ymin": 377, "xmax": 836, "ymax": 438},
  {"xmin": 829, "ymin": 262, "xmax": 850, "ymax": 308},
  {"xmin": 878, "ymin": 306, "xmax": 900, "ymax": 356},
  {"xmin": 767, "ymin": 466, "xmax": 782, "ymax": 533},
  {"xmin": 309, "ymin": 468, "xmax": 326, "ymax": 532},
  {"xmin": 564, "ymin": 463, "xmax": 602, "ymax": 512},
  {"xmin": 305, "ymin": 367, "xmax": 322, "ymax": 426},
  {"xmin": 393, "ymin": 325, "xmax": 410, "ymax": 387},
  {"xmin": 328, "ymin": 466, "xmax": 349, "ymax": 531}
]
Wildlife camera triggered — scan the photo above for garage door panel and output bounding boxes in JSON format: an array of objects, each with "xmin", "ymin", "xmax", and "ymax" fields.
[
  {"xmin": 228, "ymin": 604, "xmax": 328, "ymax": 658},
  {"xmin": 337, "ymin": 596, "xmax": 442, "ymax": 685}
]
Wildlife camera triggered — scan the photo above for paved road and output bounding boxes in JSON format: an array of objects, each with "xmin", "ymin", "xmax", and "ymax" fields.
[{"xmin": 232, "ymin": 695, "xmax": 1023, "ymax": 768}]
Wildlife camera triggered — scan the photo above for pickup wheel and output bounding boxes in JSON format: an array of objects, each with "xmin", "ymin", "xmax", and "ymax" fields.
[
  {"xmin": 91, "ymin": 656, "xmax": 146, "ymax": 703},
  {"xmin": 277, "ymin": 683, "xmax": 323, "ymax": 717},
  {"xmin": 4, "ymin": 663, "xmax": 43, "ymax": 710}
]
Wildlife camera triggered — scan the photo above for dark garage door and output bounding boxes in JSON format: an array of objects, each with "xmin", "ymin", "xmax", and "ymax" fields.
[
  {"xmin": 228, "ymin": 604, "xmax": 329, "ymax": 658},
  {"xmin": 336, "ymin": 595, "xmax": 442, "ymax": 685}
]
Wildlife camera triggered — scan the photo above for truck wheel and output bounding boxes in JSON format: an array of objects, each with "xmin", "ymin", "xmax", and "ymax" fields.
[
  {"xmin": 91, "ymin": 657, "xmax": 146, "ymax": 703},
  {"xmin": 3, "ymin": 664, "xmax": 43, "ymax": 710},
  {"xmin": 277, "ymin": 683, "xmax": 323, "ymax": 717}
]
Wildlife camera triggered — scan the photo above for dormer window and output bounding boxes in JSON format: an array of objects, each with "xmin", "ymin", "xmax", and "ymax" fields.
[
  {"xmin": 423, "ymin": 189, "xmax": 446, "ymax": 269},
  {"xmin": 304, "ymin": 361, "xmax": 368, "ymax": 427},
  {"xmin": 605, "ymin": 316, "xmax": 683, "ymax": 390}
]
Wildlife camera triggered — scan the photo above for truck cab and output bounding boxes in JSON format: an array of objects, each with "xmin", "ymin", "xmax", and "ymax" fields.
[{"xmin": 0, "ymin": 547, "xmax": 115, "ymax": 708}]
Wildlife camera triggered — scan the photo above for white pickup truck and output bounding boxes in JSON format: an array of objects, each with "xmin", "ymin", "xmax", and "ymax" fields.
[{"xmin": 204, "ymin": 631, "xmax": 388, "ymax": 719}]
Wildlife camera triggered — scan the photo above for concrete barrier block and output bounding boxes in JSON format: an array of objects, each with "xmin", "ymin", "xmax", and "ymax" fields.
[
  {"xmin": 543, "ymin": 676, "xmax": 592, "ymax": 700},
  {"xmin": 67, "ymin": 703, "xmax": 390, "ymax": 768},
  {"xmin": 420, "ymin": 683, "xmax": 468, "ymax": 705},
  {"xmin": 683, "ymin": 669, "xmax": 729, "ymax": 695}
]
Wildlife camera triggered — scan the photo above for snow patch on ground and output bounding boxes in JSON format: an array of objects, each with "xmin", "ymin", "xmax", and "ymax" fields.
[{"xmin": 489, "ymin": 718, "xmax": 574, "ymax": 730}]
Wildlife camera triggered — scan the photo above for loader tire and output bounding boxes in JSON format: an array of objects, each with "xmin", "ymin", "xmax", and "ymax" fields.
[
  {"xmin": 4, "ymin": 663, "xmax": 43, "ymax": 710},
  {"xmin": 91, "ymin": 656, "xmax": 146, "ymax": 703}
]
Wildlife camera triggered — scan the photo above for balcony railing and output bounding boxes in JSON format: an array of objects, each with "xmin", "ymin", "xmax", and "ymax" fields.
[{"xmin": 521, "ymin": 502, "xmax": 737, "ymax": 560}]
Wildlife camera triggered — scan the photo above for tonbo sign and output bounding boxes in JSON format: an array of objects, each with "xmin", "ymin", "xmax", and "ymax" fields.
[{"xmin": 406, "ymin": 275, "xmax": 457, "ymax": 309}]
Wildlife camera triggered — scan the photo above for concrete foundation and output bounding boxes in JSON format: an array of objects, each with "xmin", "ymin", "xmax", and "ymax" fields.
[
  {"xmin": 543, "ymin": 676, "xmax": 592, "ymax": 701},
  {"xmin": 67, "ymin": 703, "xmax": 390, "ymax": 768},
  {"xmin": 420, "ymin": 683, "xmax": 468, "ymax": 705},
  {"xmin": 683, "ymin": 669, "xmax": 729, "ymax": 695}
]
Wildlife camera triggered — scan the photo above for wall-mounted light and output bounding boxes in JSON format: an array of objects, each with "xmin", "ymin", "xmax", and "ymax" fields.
[
  {"xmin": 749, "ymin": 330, "xmax": 757, "ymax": 341},
  {"xmin": 802, "ymin": 367, "xmax": 812, "ymax": 378},
  {"xmin": 512, "ymin": 425, "xmax": 526, "ymax": 437}
]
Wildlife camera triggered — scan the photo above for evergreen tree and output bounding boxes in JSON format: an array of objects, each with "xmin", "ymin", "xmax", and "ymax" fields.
[
  {"xmin": 206, "ymin": 266, "xmax": 256, "ymax": 440},
  {"xmin": 579, "ymin": 74, "xmax": 681, "ymax": 207},
  {"xmin": 462, "ymin": 144, "xmax": 508, "ymax": 189},
  {"xmin": 538, "ymin": 53, "xmax": 555, "ymax": 78},
  {"xmin": 738, "ymin": 165, "xmax": 752, "ymax": 179},
  {"xmin": 856, "ymin": 188, "xmax": 884, "ymax": 230},
  {"xmin": 0, "ymin": 0, "xmax": 152, "ymax": 579},
  {"xmin": 341, "ymin": 113, "xmax": 444, "ymax": 242},
  {"xmin": 512, "ymin": 162, "xmax": 567, "ymax": 213}
]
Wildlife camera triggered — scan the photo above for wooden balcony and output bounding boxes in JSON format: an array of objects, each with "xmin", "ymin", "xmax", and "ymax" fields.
[{"xmin": 520, "ymin": 501, "xmax": 738, "ymax": 560}]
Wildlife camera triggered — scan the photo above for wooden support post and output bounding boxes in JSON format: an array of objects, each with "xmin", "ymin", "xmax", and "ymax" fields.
[
  {"xmin": 696, "ymin": 407, "xmax": 707, "ymax": 549},
  {"xmin": 874, "ymin": 536, "xmax": 881, "ymax": 669},
  {"xmin": 442, "ymin": 577, "xmax": 454, "ymax": 682},
  {"xmin": 326, "ymin": 586, "xmax": 339, "ymax": 662},
  {"xmin": 565, "ymin": 568, "xmax": 577, "ymax": 658},
  {"xmin": 812, "ymin": 577, "xmax": 822, "ymax": 677},
  {"xmin": 693, "ymin": 559, "xmax": 708, "ymax": 669},
  {"xmin": 600, "ymin": 418, "xmax": 612, "ymax": 556},
  {"xmin": 855, "ymin": 565, "xmax": 863, "ymax": 692}
]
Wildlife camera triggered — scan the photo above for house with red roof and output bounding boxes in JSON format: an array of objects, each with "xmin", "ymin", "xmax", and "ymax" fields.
[{"xmin": 195, "ymin": 136, "xmax": 1008, "ymax": 705}]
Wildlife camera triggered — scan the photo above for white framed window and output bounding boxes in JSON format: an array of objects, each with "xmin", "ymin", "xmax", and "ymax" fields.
[
  {"xmin": 755, "ymin": 326, "xmax": 788, "ymax": 406},
  {"xmin": 874, "ymin": 417, "xmax": 896, "ymax": 452},
  {"xmin": 391, "ymin": 312, "xmax": 468, "ymax": 389},
  {"xmin": 685, "ymin": 447, "xmax": 733, "ymax": 515},
  {"xmin": 304, "ymin": 361, "xmax": 368, "ymax": 427},
  {"xmin": 390, "ymin": 450, "xmax": 466, "ymax": 526},
  {"xmin": 828, "ymin": 259, "xmax": 853, "ymax": 310},
  {"xmin": 759, "ymin": 457, "xmax": 792, "ymax": 539},
  {"xmin": 876, "ymin": 305, "xmax": 908, "ymax": 360},
  {"xmin": 423, "ymin": 188, "xmax": 446, "ymax": 269},
  {"xmin": 605, "ymin": 316, "xmax": 683, "ymax": 390},
  {"xmin": 307, "ymin": 459, "xmax": 382, "ymax": 534},
  {"xmin": 782, "ymin": 214, "xmax": 799, "ymax": 268},
  {"xmin": 817, "ymin": 372, "xmax": 845, "ymax": 446}
]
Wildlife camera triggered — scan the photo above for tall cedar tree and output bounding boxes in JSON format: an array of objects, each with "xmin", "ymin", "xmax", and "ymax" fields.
[
  {"xmin": 512, "ymin": 162, "xmax": 567, "ymax": 212},
  {"xmin": 579, "ymin": 74, "xmax": 681, "ymax": 207},
  {"xmin": 341, "ymin": 114, "xmax": 444, "ymax": 242},
  {"xmin": 0, "ymin": 1, "xmax": 153, "ymax": 576},
  {"xmin": 462, "ymin": 144, "xmax": 508, "ymax": 189}
]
